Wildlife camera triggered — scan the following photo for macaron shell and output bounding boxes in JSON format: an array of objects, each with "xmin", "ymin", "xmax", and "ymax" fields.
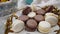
[
  {"xmin": 38, "ymin": 26, "xmax": 51, "ymax": 33},
  {"xmin": 11, "ymin": 23, "xmax": 24, "ymax": 32},
  {"xmin": 34, "ymin": 15, "xmax": 44, "ymax": 22},
  {"xmin": 25, "ymin": 26, "xmax": 36, "ymax": 32},
  {"xmin": 11, "ymin": 20, "xmax": 24, "ymax": 32},
  {"xmin": 22, "ymin": 7, "xmax": 32, "ymax": 15},
  {"xmin": 39, "ymin": 21, "xmax": 51, "ymax": 28},
  {"xmin": 26, "ymin": 19, "xmax": 37, "ymax": 28},
  {"xmin": 28, "ymin": 12, "xmax": 36, "ymax": 18},
  {"xmin": 38, "ymin": 21, "xmax": 51, "ymax": 33},
  {"xmin": 19, "ymin": 15, "xmax": 29, "ymax": 21},
  {"xmin": 45, "ymin": 13, "xmax": 54, "ymax": 17},
  {"xmin": 36, "ymin": 9, "xmax": 46, "ymax": 15},
  {"xmin": 45, "ymin": 16, "xmax": 58, "ymax": 26},
  {"xmin": 45, "ymin": 13, "xmax": 58, "ymax": 18}
]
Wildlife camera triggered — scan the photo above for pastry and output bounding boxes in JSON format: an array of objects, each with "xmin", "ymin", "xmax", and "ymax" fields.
[
  {"xmin": 38, "ymin": 21, "xmax": 51, "ymax": 33},
  {"xmin": 45, "ymin": 13, "xmax": 58, "ymax": 18},
  {"xmin": 25, "ymin": 26, "xmax": 36, "ymax": 32},
  {"xmin": 28, "ymin": 12, "xmax": 36, "ymax": 18},
  {"xmin": 11, "ymin": 19, "xmax": 24, "ymax": 32},
  {"xmin": 36, "ymin": 9, "xmax": 46, "ymax": 15},
  {"xmin": 22, "ymin": 7, "xmax": 32, "ymax": 15},
  {"xmin": 45, "ymin": 5, "xmax": 54, "ymax": 12},
  {"xmin": 34, "ymin": 15, "xmax": 44, "ymax": 22},
  {"xmin": 19, "ymin": 15, "xmax": 29, "ymax": 21},
  {"xmin": 25, "ymin": 19, "xmax": 37, "ymax": 32},
  {"xmin": 45, "ymin": 16, "xmax": 58, "ymax": 26}
]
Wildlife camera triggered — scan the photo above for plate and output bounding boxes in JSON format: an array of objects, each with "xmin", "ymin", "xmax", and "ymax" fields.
[{"xmin": 0, "ymin": 10, "xmax": 60, "ymax": 34}]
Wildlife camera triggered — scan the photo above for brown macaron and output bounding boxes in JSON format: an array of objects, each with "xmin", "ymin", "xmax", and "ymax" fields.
[
  {"xmin": 45, "ymin": 5, "xmax": 55, "ymax": 12},
  {"xmin": 36, "ymin": 9, "xmax": 46, "ymax": 15},
  {"xmin": 34, "ymin": 15, "xmax": 44, "ymax": 22},
  {"xmin": 25, "ymin": 26, "xmax": 36, "ymax": 32},
  {"xmin": 25, "ymin": 19, "xmax": 37, "ymax": 31},
  {"xmin": 19, "ymin": 15, "xmax": 29, "ymax": 21},
  {"xmin": 22, "ymin": 7, "xmax": 32, "ymax": 15}
]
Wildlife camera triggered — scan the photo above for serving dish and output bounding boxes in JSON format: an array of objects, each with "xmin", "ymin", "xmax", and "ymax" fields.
[
  {"xmin": 0, "ymin": 7, "xmax": 59, "ymax": 34},
  {"xmin": 0, "ymin": 0, "xmax": 60, "ymax": 34}
]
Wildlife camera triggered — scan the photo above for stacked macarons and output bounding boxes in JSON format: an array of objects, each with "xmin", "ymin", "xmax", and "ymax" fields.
[
  {"xmin": 5, "ymin": 5, "xmax": 59, "ymax": 34},
  {"xmin": 18, "ymin": 5, "xmax": 59, "ymax": 33},
  {"xmin": 19, "ymin": 6, "xmax": 45, "ymax": 32}
]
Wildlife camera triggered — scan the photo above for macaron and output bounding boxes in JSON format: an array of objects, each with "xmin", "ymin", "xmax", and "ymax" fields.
[
  {"xmin": 22, "ymin": 7, "xmax": 32, "ymax": 15},
  {"xmin": 34, "ymin": 15, "xmax": 44, "ymax": 22},
  {"xmin": 38, "ymin": 21, "xmax": 51, "ymax": 33},
  {"xmin": 28, "ymin": 12, "xmax": 36, "ymax": 18},
  {"xmin": 36, "ymin": 9, "xmax": 46, "ymax": 15},
  {"xmin": 45, "ymin": 5, "xmax": 54, "ymax": 12},
  {"xmin": 45, "ymin": 13, "xmax": 58, "ymax": 18},
  {"xmin": 19, "ymin": 15, "xmax": 29, "ymax": 22},
  {"xmin": 45, "ymin": 16, "xmax": 58, "ymax": 26},
  {"xmin": 25, "ymin": 19, "xmax": 37, "ymax": 32},
  {"xmin": 11, "ymin": 20, "xmax": 24, "ymax": 32},
  {"xmin": 25, "ymin": 26, "xmax": 36, "ymax": 32}
]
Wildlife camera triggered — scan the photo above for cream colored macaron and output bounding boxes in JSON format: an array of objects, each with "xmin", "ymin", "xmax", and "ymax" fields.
[
  {"xmin": 45, "ymin": 16, "xmax": 58, "ymax": 26},
  {"xmin": 11, "ymin": 19, "xmax": 24, "ymax": 32},
  {"xmin": 38, "ymin": 21, "xmax": 51, "ymax": 33},
  {"xmin": 28, "ymin": 12, "xmax": 36, "ymax": 18},
  {"xmin": 45, "ymin": 13, "xmax": 58, "ymax": 18}
]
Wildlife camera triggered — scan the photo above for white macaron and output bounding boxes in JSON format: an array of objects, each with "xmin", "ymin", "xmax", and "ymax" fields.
[
  {"xmin": 38, "ymin": 21, "xmax": 51, "ymax": 33},
  {"xmin": 45, "ymin": 16, "xmax": 58, "ymax": 26},
  {"xmin": 45, "ymin": 13, "xmax": 58, "ymax": 18},
  {"xmin": 11, "ymin": 19, "xmax": 24, "ymax": 32},
  {"xmin": 28, "ymin": 12, "xmax": 36, "ymax": 18}
]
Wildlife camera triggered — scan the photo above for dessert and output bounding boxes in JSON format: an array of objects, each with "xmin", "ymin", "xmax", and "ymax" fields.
[
  {"xmin": 25, "ymin": 19, "xmax": 37, "ymax": 32},
  {"xmin": 45, "ymin": 13, "xmax": 58, "ymax": 18},
  {"xmin": 28, "ymin": 12, "xmax": 36, "ymax": 18},
  {"xmin": 38, "ymin": 21, "xmax": 51, "ymax": 33},
  {"xmin": 36, "ymin": 9, "xmax": 46, "ymax": 15},
  {"xmin": 45, "ymin": 5, "xmax": 54, "ymax": 12},
  {"xmin": 19, "ymin": 15, "xmax": 29, "ymax": 21},
  {"xmin": 45, "ymin": 16, "xmax": 58, "ymax": 26},
  {"xmin": 22, "ymin": 7, "xmax": 32, "ymax": 15},
  {"xmin": 45, "ymin": 13, "xmax": 58, "ymax": 26},
  {"xmin": 11, "ymin": 19, "xmax": 24, "ymax": 32},
  {"xmin": 5, "ymin": 5, "xmax": 60, "ymax": 34},
  {"xmin": 34, "ymin": 15, "xmax": 44, "ymax": 22},
  {"xmin": 5, "ymin": 14, "xmax": 25, "ymax": 34}
]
